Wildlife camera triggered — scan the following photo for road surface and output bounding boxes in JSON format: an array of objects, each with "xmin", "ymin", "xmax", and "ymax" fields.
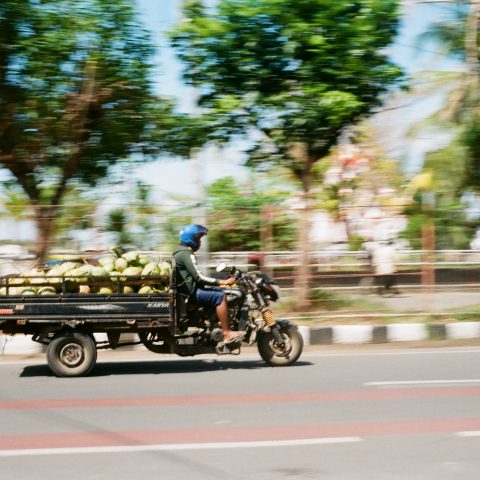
[{"xmin": 1, "ymin": 346, "xmax": 480, "ymax": 479}]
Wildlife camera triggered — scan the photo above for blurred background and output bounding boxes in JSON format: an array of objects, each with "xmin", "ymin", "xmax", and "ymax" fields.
[{"xmin": 1, "ymin": 0, "xmax": 480, "ymax": 316}]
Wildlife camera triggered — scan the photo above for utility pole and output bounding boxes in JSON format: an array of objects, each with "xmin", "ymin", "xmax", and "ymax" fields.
[{"xmin": 421, "ymin": 191, "xmax": 435, "ymax": 312}]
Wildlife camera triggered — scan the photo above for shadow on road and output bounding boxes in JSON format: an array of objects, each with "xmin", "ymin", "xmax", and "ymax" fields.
[{"xmin": 20, "ymin": 358, "xmax": 313, "ymax": 377}]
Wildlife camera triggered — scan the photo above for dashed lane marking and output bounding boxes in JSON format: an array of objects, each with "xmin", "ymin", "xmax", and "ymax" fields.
[{"xmin": 0, "ymin": 437, "xmax": 363, "ymax": 457}]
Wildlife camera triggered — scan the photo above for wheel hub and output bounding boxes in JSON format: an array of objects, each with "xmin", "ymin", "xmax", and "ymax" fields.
[
  {"xmin": 59, "ymin": 342, "xmax": 84, "ymax": 367},
  {"xmin": 269, "ymin": 333, "xmax": 292, "ymax": 357}
]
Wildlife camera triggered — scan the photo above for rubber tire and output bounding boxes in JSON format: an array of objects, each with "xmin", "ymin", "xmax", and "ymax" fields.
[
  {"xmin": 138, "ymin": 331, "xmax": 169, "ymax": 354},
  {"xmin": 257, "ymin": 327, "xmax": 303, "ymax": 367},
  {"xmin": 46, "ymin": 332, "xmax": 97, "ymax": 377}
]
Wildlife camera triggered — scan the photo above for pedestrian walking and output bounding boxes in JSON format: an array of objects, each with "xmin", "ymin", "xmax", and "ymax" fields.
[{"xmin": 371, "ymin": 239, "xmax": 400, "ymax": 296}]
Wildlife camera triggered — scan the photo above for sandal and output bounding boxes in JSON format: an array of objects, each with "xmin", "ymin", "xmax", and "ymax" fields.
[{"xmin": 224, "ymin": 331, "xmax": 246, "ymax": 344}]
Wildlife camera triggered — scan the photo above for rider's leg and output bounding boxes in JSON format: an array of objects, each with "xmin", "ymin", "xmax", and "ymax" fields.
[
  {"xmin": 196, "ymin": 288, "xmax": 245, "ymax": 343},
  {"xmin": 216, "ymin": 296, "xmax": 245, "ymax": 342}
]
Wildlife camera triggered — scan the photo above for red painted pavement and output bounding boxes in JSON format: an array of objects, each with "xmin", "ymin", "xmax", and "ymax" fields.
[
  {"xmin": 1, "ymin": 418, "xmax": 480, "ymax": 450},
  {"xmin": 0, "ymin": 386, "xmax": 480, "ymax": 410}
]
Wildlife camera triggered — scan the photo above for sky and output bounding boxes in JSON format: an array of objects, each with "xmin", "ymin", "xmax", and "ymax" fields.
[
  {"xmin": 0, "ymin": 0, "xmax": 465, "ymax": 207},
  {"xmin": 0, "ymin": 0, "xmax": 467, "ymax": 244},
  {"xmin": 128, "ymin": 0, "xmax": 465, "ymax": 205}
]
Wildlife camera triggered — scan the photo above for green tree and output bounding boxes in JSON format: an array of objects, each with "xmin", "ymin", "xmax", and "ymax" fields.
[
  {"xmin": 418, "ymin": 1, "xmax": 480, "ymax": 188},
  {"xmin": 171, "ymin": 0, "xmax": 403, "ymax": 306},
  {"xmin": 206, "ymin": 176, "xmax": 296, "ymax": 251},
  {"xmin": 0, "ymin": 0, "xmax": 178, "ymax": 260},
  {"xmin": 401, "ymin": 141, "xmax": 476, "ymax": 249}
]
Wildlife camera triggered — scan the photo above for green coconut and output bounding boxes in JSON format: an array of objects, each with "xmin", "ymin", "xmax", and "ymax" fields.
[
  {"xmin": 38, "ymin": 286, "xmax": 57, "ymax": 296},
  {"xmin": 46, "ymin": 266, "xmax": 63, "ymax": 284},
  {"xmin": 138, "ymin": 256, "xmax": 151, "ymax": 267},
  {"xmin": 8, "ymin": 276, "xmax": 26, "ymax": 286},
  {"xmin": 91, "ymin": 266, "xmax": 108, "ymax": 277},
  {"xmin": 138, "ymin": 285, "xmax": 154, "ymax": 294},
  {"xmin": 122, "ymin": 251, "xmax": 139, "ymax": 265},
  {"xmin": 158, "ymin": 261, "xmax": 172, "ymax": 276},
  {"xmin": 114, "ymin": 258, "xmax": 128, "ymax": 272},
  {"xmin": 141, "ymin": 262, "xmax": 160, "ymax": 276},
  {"xmin": 58, "ymin": 262, "xmax": 80, "ymax": 274},
  {"xmin": 123, "ymin": 286, "xmax": 135, "ymax": 294},
  {"xmin": 0, "ymin": 287, "xmax": 7, "ymax": 296},
  {"xmin": 122, "ymin": 266, "xmax": 142, "ymax": 276},
  {"xmin": 21, "ymin": 267, "xmax": 46, "ymax": 286},
  {"xmin": 21, "ymin": 287, "xmax": 37, "ymax": 296},
  {"xmin": 102, "ymin": 261, "xmax": 115, "ymax": 273},
  {"xmin": 98, "ymin": 256, "xmax": 115, "ymax": 268},
  {"xmin": 99, "ymin": 286, "xmax": 113, "ymax": 295}
]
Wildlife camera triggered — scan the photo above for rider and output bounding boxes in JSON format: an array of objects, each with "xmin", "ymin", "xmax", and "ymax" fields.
[{"xmin": 172, "ymin": 224, "xmax": 245, "ymax": 345}]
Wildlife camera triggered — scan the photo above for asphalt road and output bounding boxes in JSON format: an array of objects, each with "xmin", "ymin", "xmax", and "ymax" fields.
[{"xmin": 1, "ymin": 346, "xmax": 480, "ymax": 480}]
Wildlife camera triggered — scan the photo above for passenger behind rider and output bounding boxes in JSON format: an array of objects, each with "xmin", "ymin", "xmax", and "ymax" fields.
[{"xmin": 172, "ymin": 224, "xmax": 246, "ymax": 345}]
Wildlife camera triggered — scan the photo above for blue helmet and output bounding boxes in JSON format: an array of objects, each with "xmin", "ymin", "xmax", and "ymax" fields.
[{"xmin": 179, "ymin": 224, "xmax": 208, "ymax": 251}]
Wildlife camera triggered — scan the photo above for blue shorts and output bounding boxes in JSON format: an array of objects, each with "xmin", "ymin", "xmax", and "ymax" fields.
[{"xmin": 195, "ymin": 287, "xmax": 225, "ymax": 308}]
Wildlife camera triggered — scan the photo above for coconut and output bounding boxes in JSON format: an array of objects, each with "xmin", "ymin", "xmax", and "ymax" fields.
[
  {"xmin": 58, "ymin": 262, "xmax": 80, "ymax": 274},
  {"xmin": 99, "ymin": 286, "xmax": 113, "ymax": 295},
  {"xmin": 0, "ymin": 287, "xmax": 7, "ymax": 296},
  {"xmin": 21, "ymin": 287, "xmax": 37, "ymax": 296},
  {"xmin": 141, "ymin": 262, "xmax": 160, "ymax": 277},
  {"xmin": 138, "ymin": 256, "xmax": 151, "ymax": 267},
  {"xmin": 77, "ymin": 264, "xmax": 93, "ymax": 275},
  {"xmin": 102, "ymin": 261, "xmax": 115, "ymax": 273},
  {"xmin": 123, "ymin": 286, "xmax": 135, "ymax": 294},
  {"xmin": 79, "ymin": 285, "xmax": 91, "ymax": 294},
  {"xmin": 114, "ymin": 258, "xmax": 128, "ymax": 272},
  {"xmin": 122, "ymin": 266, "xmax": 142, "ymax": 277},
  {"xmin": 122, "ymin": 251, "xmax": 139, "ymax": 265},
  {"xmin": 91, "ymin": 266, "xmax": 108, "ymax": 277},
  {"xmin": 138, "ymin": 285, "xmax": 154, "ymax": 294},
  {"xmin": 38, "ymin": 286, "xmax": 57, "ymax": 296},
  {"xmin": 158, "ymin": 261, "xmax": 172, "ymax": 277},
  {"xmin": 98, "ymin": 256, "xmax": 115, "ymax": 268},
  {"xmin": 46, "ymin": 266, "xmax": 63, "ymax": 284}
]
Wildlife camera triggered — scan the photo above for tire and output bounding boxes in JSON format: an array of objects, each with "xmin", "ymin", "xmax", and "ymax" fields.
[
  {"xmin": 46, "ymin": 332, "xmax": 97, "ymax": 377},
  {"xmin": 257, "ymin": 326, "xmax": 303, "ymax": 367},
  {"xmin": 138, "ymin": 331, "xmax": 170, "ymax": 354}
]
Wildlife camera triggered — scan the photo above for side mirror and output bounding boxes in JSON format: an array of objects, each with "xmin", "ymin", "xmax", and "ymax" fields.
[
  {"xmin": 216, "ymin": 263, "xmax": 237, "ymax": 274},
  {"xmin": 216, "ymin": 263, "xmax": 227, "ymax": 273}
]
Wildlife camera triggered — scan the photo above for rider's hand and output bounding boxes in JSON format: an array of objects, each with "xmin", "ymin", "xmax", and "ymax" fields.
[{"xmin": 221, "ymin": 276, "xmax": 236, "ymax": 286}]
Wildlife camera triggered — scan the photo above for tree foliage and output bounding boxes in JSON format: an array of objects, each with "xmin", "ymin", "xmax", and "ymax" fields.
[
  {"xmin": 172, "ymin": 0, "xmax": 403, "ymax": 162},
  {"xmin": 0, "ymin": 0, "xmax": 178, "ymax": 258},
  {"xmin": 171, "ymin": 0, "xmax": 403, "ymax": 306},
  {"xmin": 206, "ymin": 176, "xmax": 296, "ymax": 251}
]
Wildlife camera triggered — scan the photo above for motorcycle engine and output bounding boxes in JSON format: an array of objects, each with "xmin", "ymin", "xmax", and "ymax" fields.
[{"xmin": 210, "ymin": 327, "xmax": 224, "ymax": 343}]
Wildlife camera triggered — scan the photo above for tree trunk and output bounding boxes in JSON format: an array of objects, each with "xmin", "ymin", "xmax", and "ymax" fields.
[
  {"xmin": 34, "ymin": 205, "xmax": 58, "ymax": 262},
  {"xmin": 295, "ymin": 182, "xmax": 312, "ymax": 309},
  {"xmin": 292, "ymin": 144, "xmax": 314, "ymax": 309}
]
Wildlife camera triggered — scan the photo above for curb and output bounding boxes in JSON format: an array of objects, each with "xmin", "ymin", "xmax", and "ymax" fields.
[{"xmin": 2, "ymin": 322, "xmax": 480, "ymax": 355}]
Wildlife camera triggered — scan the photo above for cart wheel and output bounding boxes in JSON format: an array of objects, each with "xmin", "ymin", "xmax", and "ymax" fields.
[
  {"xmin": 138, "ymin": 331, "xmax": 170, "ymax": 353},
  {"xmin": 46, "ymin": 332, "xmax": 97, "ymax": 377}
]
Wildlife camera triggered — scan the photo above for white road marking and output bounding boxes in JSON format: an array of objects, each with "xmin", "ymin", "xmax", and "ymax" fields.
[
  {"xmin": 0, "ymin": 437, "xmax": 363, "ymax": 457},
  {"xmin": 456, "ymin": 431, "xmax": 480, "ymax": 437},
  {"xmin": 365, "ymin": 379, "xmax": 480, "ymax": 387}
]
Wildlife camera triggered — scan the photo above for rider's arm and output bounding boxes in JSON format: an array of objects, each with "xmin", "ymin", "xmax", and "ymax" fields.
[{"xmin": 185, "ymin": 252, "xmax": 221, "ymax": 286}]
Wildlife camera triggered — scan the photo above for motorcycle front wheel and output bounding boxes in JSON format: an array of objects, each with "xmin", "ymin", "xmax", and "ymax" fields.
[{"xmin": 257, "ymin": 326, "xmax": 303, "ymax": 366}]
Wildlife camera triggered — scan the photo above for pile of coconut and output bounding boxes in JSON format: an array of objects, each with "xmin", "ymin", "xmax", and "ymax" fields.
[{"xmin": 0, "ymin": 250, "xmax": 172, "ymax": 296}]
